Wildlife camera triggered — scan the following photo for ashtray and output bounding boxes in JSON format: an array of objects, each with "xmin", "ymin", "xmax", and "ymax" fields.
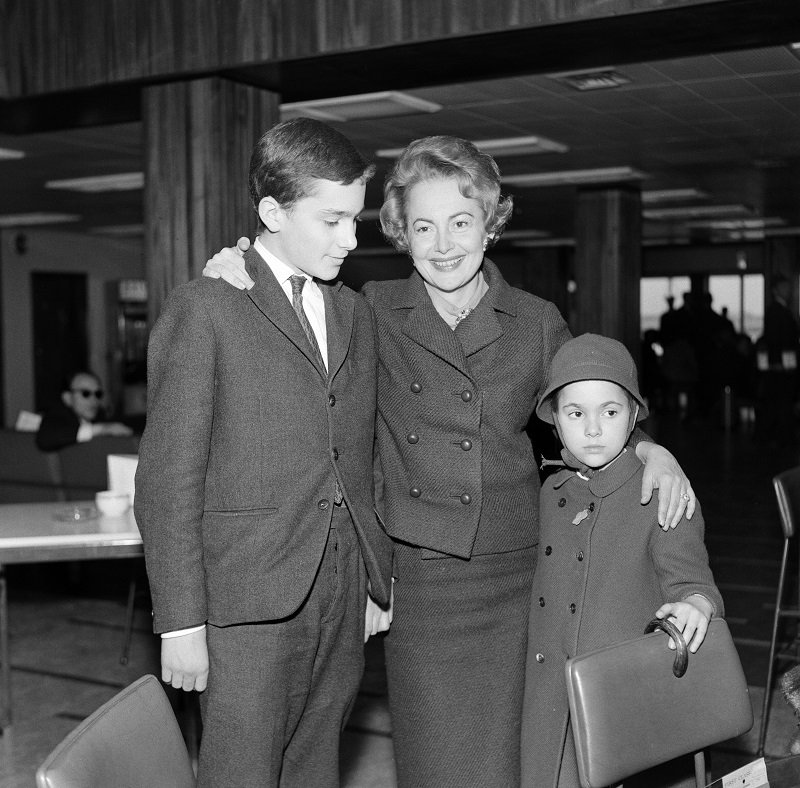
[{"xmin": 54, "ymin": 506, "xmax": 98, "ymax": 522}]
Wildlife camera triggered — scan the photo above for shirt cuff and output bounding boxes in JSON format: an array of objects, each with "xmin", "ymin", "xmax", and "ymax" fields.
[{"xmin": 161, "ymin": 624, "xmax": 206, "ymax": 639}]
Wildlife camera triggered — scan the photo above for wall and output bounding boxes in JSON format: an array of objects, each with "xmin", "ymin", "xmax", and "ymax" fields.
[{"xmin": 0, "ymin": 229, "xmax": 143, "ymax": 426}]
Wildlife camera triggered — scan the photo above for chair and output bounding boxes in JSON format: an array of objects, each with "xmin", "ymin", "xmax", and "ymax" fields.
[
  {"xmin": 35, "ymin": 674, "xmax": 196, "ymax": 788},
  {"xmin": 757, "ymin": 465, "xmax": 800, "ymax": 757}
]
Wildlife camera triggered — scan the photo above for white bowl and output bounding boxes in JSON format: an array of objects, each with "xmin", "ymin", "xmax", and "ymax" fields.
[{"xmin": 95, "ymin": 490, "xmax": 131, "ymax": 517}]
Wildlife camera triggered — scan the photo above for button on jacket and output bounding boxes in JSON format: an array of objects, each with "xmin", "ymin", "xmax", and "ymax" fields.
[{"xmin": 362, "ymin": 259, "xmax": 571, "ymax": 558}]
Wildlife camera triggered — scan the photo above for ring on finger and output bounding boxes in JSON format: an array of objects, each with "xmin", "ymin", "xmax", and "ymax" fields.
[{"xmin": 680, "ymin": 492, "xmax": 690, "ymax": 501}]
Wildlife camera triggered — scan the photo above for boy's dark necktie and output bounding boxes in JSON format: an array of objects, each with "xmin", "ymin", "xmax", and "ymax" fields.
[
  {"xmin": 289, "ymin": 275, "xmax": 326, "ymax": 370},
  {"xmin": 289, "ymin": 274, "xmax": 342, "ymax": 504}
]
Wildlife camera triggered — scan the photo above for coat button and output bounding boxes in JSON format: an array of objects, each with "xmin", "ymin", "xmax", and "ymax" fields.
[
  {"xmin": 410, "ymin": 382, "xmax": 422, "ymax": 393},
  {"xmin": 318, "ymin": 499, "xmax": 330, "ymax": 510},
  {"xmin": 588, "ymin": 502, "xmax": 595, "ymax": 512},
  {"xmin": 460, "ymin": 439, "xmax": 472, "ymax": 451},
  {"xmin": 410, "ymin": 487, "xmax": 421, "ymax": 498},
  {"xmin": 558, "ymin": 498, "xmax": 566, "ymax": 508},
  {"xmin": 407, "ymin": 433, "xmax": 419, "ymax": 444},
  {"xmin": 328, "ymin": 394, "xmax": 336, "ymax": 406},
  {"xmin": 538, "ymin": 597, "xmax": 545, "ymax": 607},
  {"xmin": 577, "ymin": 551, "xmax": 584, "ymax": 561},
  {"xmin": 332, "ymin": 448, "xmax": 339, "ymax": 460},
  {"xmin": 545, "ymin": 546, "xmax": 552, "ymax": 556},
  {"xmin": 570, "ymin": 603, "xmax": 576, "ymax": 614},
  {"xmin": 536, "ymin": 653, "xmax": 545, "ymax": 664},
  {"xmin": 461, "ymin": 390, "xmax": 473, "ymax": 402},
  {"xmin": 460, "ymin": 493, "xmax": 472, "ymax": 505}
]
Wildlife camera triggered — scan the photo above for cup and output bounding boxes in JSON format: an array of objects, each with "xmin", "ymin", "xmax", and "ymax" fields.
[{"xmin": 95, "ymin": 490, "xmax": 131, "ymax": 517}]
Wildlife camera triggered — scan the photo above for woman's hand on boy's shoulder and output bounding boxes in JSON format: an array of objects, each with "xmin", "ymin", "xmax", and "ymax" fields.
[
  {"xmin": 635, "ymin": 441, "xmax": 696, "ymax": 529},
  {"xmin": 655, "ymin": 595, "xmax": 713, "ymax": 653}
]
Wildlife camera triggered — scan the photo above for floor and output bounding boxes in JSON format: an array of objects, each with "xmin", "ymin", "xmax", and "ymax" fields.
[{"xmin": 3, "ymin": 413, "xmax": 800, "ymax": 787}]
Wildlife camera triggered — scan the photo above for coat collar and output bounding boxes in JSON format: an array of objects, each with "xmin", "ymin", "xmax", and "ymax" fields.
[
  {"xmin": 550, "ymin": 447, "xmax": 642, "ymax": 499},
  {"xmin": 243, "ymin": 248, "xmax": 351, "ymax": 380},
  {"xmin": 393, "ymin": 258, "xmax": 517, "ymax": 372}
]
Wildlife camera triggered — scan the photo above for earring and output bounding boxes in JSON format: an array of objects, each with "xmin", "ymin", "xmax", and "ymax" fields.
[{"xmin": 483, "ymin": 237, "xmax": 489, "ymax": 251}]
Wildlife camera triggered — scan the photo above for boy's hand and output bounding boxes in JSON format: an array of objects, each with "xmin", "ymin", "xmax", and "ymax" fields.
[
  {"xmin": 655, "ymin": 595, "xmax": 713, "ymax": 653},
  {"xmin": 203, "ymin": 237, "xmax": 254, "ymax": 290},
  {"xmin": 161, "ymin": 628, "xmax": 209, "ymax": 692},
  {"xmin": 364, "ymin": 581, "xmax": 394, "ymax": 642},
  {"xmin": 635, "ymin": 441, "xmax": 696, "ymax": 529}
]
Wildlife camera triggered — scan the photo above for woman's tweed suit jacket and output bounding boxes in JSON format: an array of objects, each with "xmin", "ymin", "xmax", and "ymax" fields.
[
  {"xmin": 362, "ymin": 259, "xmax": 571, "ymax": 558},
  {"xmin": 521, "ymin": 448, "xmax": 723, "ymax": 788}
]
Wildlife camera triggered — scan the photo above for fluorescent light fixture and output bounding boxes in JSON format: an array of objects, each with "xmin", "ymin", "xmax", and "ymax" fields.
[
  {"xmin": 644, "ymin": 204, "xmax": 751, "ymax": 221},
  {"xmin": 0, "ymin": 148, "xmax": 24, "ymax": 160},
  {"xmin": 502, "ymin": 167, "xmax": 646, "ymax": 187},
  {"xmin": 765, "ymin": 226, "xmax": 800, "ymax": 237},
  {"xmin": 0, "ymin": 212, "xmax": 80, "ymax": 227},
  {"xmin": 642, "ymin": 188, "xmax": 708, "ymax": 204},
  {"xmin": 511, "ymin": 238, "xmax": 575, "ymax": 248},
  {"xmin": 45, "ymin": 172, "xmax": 144, "ymax": 192},
  {"xmin": 280, "ymin": 91, "xmax": 441, "ymax": 122},
  {"xmin": 377, "ymin": 135, "xmax": 567, "ymax": 159},
  {"xmin": 685, "ymin": 217, "xmax": 784, "ymax": 231},
  {"xmin": 500, "ymin": 229, "xmax": 550, "ymax": 240},
  {"xmin": 89, "ymin": 224, "xmax": 144, "ymax": 236},
  {"xmin": 548, "ymin": 67, "xmax": 631, "ymax": 91}
]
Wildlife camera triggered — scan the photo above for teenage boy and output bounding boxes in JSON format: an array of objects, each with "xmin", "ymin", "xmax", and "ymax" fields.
[{"xmin": 134, "ymin": 118, "xmax": 393, "ymax": 788}]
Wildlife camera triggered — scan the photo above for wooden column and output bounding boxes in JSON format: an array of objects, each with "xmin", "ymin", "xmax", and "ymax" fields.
[
  {"xmin": 143, "ymin": 78, "xmax": 280, "ymax": 321},
  {"xmin": 573, "ymin": 184, "xmax": 642, "ymax": 357}
]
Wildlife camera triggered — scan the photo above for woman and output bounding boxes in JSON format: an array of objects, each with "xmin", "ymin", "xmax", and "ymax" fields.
[{"xmin": 204, "ymin": 134, "xmax": 694, "ymax": 787}]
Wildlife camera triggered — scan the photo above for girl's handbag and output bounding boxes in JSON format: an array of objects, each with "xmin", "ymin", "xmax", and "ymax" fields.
[{"xmin": 565, "ymin": 617, "xmax": 753, "ymax": 788}]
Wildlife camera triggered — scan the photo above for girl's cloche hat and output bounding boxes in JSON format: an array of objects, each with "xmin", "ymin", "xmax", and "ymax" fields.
[{"xmin": 535, "ymin": 333, "xmax": 649, "ymax": 424}]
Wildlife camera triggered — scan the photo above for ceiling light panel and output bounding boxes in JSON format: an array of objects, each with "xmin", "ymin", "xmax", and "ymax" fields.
[
  {"xmin": 644, "ymin": 204, "xmax": 752, "ymax": 221},
  {"xmin": 547, "ymin": 67, "xmax": 631, "ymax": 91},
  {"xmin": 376, "ymin": 134, "xmax": 567, "ymax": 159},
  {"xmin": 0, "ymin": 213, "xmax": 80, "ymax": 227},
  {"xmin": 502, "ymin": 167, "xmax": 646, "ymax": 187},
  {"xmin": 280, "ymin": 91, "xmax": 441, "ymax": 122},
  {"xmin": 45, "ymin": 172, "xmax": 144, "ymax": 192},
  {"xmin": 642, "ymin": 188, "xmax": 708, "ymax": 204},
  {"xmin": 0, "ymin": 148, "xmax": 25, "ymax": 160}
]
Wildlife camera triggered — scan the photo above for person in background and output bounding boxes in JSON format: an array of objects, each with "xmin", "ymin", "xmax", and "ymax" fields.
[
  {"xmin": 522, "ymin": 334, "xmax": 722, "ymax": 788},
  {"xmin": 135, "ymin": 118, "xmax": 392, "ymax": 788},
  {"xmin": 35, "ymin": 369, "xmax": 133, "ymax": 452},
  {"xmin": 203, "ymin": 134, "xmax": 695, "ymax": 787}
]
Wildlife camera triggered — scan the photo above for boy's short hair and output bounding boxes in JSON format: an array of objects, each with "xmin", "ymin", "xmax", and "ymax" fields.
[
  {"xmin": 248, "ymin": 118, "xmax": 376, "ymax": 223},
  {"xmin": 536, "ymin": 334, "xmax": 649, "ymax": 424}
]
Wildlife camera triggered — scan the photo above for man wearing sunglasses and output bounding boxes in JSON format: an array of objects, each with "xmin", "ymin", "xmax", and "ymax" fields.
[{"xmin": 36, "ymin": 370, "xmax": 133, "ymax": 452}]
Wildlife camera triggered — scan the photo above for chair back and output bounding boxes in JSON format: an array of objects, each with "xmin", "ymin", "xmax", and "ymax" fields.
[
  {"xmin": 773, "ymin": 466, "xmax": 800, "ymax": 540},
  {"xmin": 0, "ymin": 429, "xmax": 62, "ymax": 502},
  {"xmin": 35, "ymin": 674, "xmax": 195, "ymax": 788}
]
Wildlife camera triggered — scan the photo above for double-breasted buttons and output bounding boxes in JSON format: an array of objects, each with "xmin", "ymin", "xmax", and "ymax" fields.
[
  {"xmin": 459, "ymin": 439, "xmax": 472, "ymax": 451},
  {"xmin": 538, "ymin": 597, "xmax": 545, "ymax": 607},
  {"xmin": 410, "ymin": 487, "xmax": 421, "ymax": 498},
  {"xmin": 410, "ymin": 382, "xmax": 422, "ymax": 393},
  {"xmin": 407, "ymin": 433, "xmax": 419, "ymax": 444},
  {"xmin": 544, "ymin": 546, "xmax": 552, "ymax": 556},
  {"xmin": 331, "ymin": 448, "xmax": 339, "ymax": 460},
  {"xmin": 558, "ymin": 498, "xmax": 566, "ymax": 508},
  {"xmin": 577, "ymin": 551, "xmax": 584, "ymax": 561},
  {"xmin": 569, "ymin": 603, "xmax": 576, "ymax": 614},
  {"xmin": 318, "ymin": 499, "xmax": 330, "ymax": 510},
  {"xmin": 589, "ymin": 502, "xmax": 595, "ymax": 512},
  {"xmin": 461, "ymin": 390, "xmax": 473, "ymax": 402},
  {"xmin": 460, "ymin": 493, "xmax": 472, "ymax": 505},
  {"xmin": 328, "ymin": 394, "xmax": 336, "ymax": 407},
  {"xmin": 535, "ymin": 653, "xmax": 545, "ymax": 664}
]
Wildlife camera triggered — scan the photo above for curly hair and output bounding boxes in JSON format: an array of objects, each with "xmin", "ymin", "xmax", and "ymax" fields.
[{"xmin": 379, "ymin": 136, "xmax": 513, "ymax": 253}]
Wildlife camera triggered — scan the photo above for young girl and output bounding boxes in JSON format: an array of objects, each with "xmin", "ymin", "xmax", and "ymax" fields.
[{"xmin": 521, "ymin": 333, "xmax": 723, "ymax": 788}]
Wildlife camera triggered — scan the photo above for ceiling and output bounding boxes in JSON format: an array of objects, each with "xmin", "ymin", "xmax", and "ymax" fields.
[{"xmin": 1, "ymin": 42, "xmax": 799, "ymax": 254}]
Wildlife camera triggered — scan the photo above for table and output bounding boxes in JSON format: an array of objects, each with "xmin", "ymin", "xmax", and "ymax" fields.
[{"xmin": 0, "ymin": 501, "xmax": 142, "ymax": 729}]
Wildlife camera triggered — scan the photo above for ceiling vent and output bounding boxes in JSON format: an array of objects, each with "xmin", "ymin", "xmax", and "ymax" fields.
[{"xmin": 548, "ymin": 68, "xmax": 631, "ymax": 91}]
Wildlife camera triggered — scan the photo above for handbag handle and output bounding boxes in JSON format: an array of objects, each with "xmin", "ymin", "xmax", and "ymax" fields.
[{"xmin": 644, "ymin": 618, "xmax": 689, "ymax": 678}]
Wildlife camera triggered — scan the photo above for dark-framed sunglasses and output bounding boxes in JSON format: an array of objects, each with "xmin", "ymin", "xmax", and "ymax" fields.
[{"xmin": 72, "ymin": 388, "xmax": 104, "ymax": 399}]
